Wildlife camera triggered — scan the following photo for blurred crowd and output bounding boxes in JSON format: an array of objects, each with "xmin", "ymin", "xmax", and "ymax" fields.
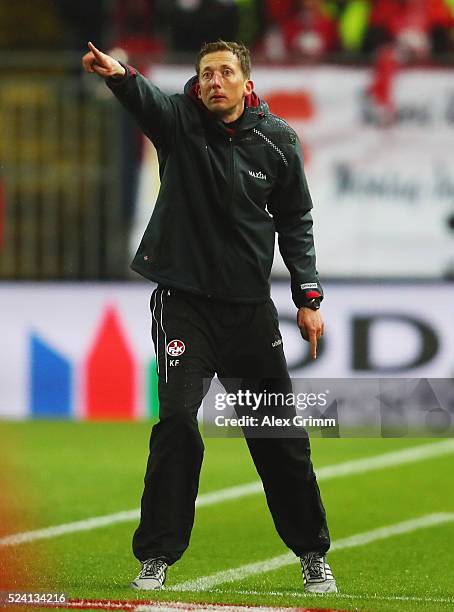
[{"xmin": 1, "ymin": 0, "xmax": 454, "ymax": 63}]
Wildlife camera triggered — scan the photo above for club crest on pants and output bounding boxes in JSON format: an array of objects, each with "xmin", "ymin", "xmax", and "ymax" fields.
[{"xmin": 166, "ymin": 339, "xmax": 186, "ymax": 356}]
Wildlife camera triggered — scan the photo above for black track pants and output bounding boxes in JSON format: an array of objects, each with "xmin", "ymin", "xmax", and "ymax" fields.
[{"xmin": 132, "ymin": 287, "xmax": 330, "ymax": 564}]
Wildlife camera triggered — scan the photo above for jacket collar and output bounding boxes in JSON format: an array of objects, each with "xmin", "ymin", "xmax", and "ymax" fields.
[{"xmin": 184, "ymin": 75, "xmax": 268, "ymax": 133}]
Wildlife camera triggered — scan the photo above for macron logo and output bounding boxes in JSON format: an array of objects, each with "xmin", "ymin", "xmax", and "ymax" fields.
[{"xmin": 249, "ymin": 170, "xmax": 267, "ymax": 181}]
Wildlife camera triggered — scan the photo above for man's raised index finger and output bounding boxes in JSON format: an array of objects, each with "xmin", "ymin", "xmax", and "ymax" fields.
[{"xmin": 88, "ymin": 41, "xmax": 103, "ymax": 60}]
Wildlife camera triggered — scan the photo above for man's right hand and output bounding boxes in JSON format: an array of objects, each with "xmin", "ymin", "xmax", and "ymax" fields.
[{"xmin": 82, "ymin": 42, "xmax": 126, "ymax": 79}]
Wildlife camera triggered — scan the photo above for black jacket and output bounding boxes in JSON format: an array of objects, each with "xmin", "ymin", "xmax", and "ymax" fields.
[{"xmin": 107, "ymin": 66, "xmax": 323, "ymax": 308}]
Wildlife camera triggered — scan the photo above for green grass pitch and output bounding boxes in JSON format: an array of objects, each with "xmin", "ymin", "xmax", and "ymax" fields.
[{"xmin": 1, "ymin": 421, "xmax": 453, "ymax": 612}]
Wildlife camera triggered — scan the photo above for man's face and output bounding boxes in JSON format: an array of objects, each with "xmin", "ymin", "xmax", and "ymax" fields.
[{"xmin": 197, "ymin": 51, "xmax": 253, "ymax": 120}]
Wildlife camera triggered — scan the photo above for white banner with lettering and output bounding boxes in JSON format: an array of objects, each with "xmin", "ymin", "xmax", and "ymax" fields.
[
  {"xmin": 1, "ymin": 282, "xmax": 453, "ymax": 419},
  {"xmin": 131, "ymin": 66, "xmax": 454, "ymax": 278}
]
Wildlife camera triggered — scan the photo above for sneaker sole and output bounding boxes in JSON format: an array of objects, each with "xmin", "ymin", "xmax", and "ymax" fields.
[
  {"xmin": 130, "ymin": 580, "xmax": 165, "ymax": 591},
  {"xmin": 304, "ymin": 581, "xmax": 338, "ymax": 594}
]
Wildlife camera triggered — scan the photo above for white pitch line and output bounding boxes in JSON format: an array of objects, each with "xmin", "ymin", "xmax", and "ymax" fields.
[
  {"xmin": 197, "ymin": 438, "xmax": 454, "ymax": 508},
  {"xmin": 65, "ymin": 602, "xmax": 301, "ymax": 612},
  {"xmin": 209, "ymin": 588, "xmax": 454, "ymax": 607},
  {"xmin": 135, "ymin": 604, "xmax": 302, "ymax": 612},
  {"xmin": 1, "ymin": 439, "xmax": 454, "ymax": 547},
  {"xmin": 196, "ymin": 481, "xmax": 262, "ymax": 507},
  {"xmin": 0, "ymin": 509, "xmax": 140, "ymax": 547},
  {"xmin": 316, "ymin": 438, "xmax": 454, "ymax": 480},
  {"xmin": 171, "ymin": 512, "xmax": 454, "ymax": 592}
]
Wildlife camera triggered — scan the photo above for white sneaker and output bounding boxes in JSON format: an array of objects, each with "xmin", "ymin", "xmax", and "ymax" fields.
[
  {"xmin": 131, "ymin": 557, "xmax": 168, "ymax": 590},
  {"xmin": 300, "ymin": 552, "xmax": 337, "ymax": 593}
]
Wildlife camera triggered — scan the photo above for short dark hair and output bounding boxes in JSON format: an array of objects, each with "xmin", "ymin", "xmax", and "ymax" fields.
[{"xmin": 196, "ymin": 40, "xmax": 251, "ymax": 79}]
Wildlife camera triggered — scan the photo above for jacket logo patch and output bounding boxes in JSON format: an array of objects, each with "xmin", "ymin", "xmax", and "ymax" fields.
[
  {"xmin": 272, "ymin": 338, "xmax": 282, "ymax": 348},
  {"xmin": 249, "ymin": 170, "xmax": 267, "ymax": 181},
  {"xmin": 167, "ymin": 339, "xmax": 185, "ymax": 356}
]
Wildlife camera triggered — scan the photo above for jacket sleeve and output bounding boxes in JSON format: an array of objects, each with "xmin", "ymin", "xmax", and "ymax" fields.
[
  {"xmin": 268, "ymin": 135, "xmax": 324, "ymax": 309},
  {"xmin": 106, "ymin": 64, "xmax": 175, "ymax": 150}
]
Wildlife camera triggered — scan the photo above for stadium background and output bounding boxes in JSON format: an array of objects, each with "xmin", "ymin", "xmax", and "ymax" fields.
[{"xmin": 1, "ymin": 2, "xmax": 454, "ymax": 611}]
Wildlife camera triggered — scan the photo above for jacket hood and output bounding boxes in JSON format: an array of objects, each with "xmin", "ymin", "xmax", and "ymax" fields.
[{"xmin": 184, "ymin": 75, "xmax": 268, "ymax": 126}]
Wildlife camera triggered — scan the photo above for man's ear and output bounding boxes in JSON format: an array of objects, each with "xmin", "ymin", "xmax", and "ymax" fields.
[
  {"xmin": 244, "ymin": 79, "xmax": 254, "ymax": 96},
  {"xmin": 196, "ymin": 82, "xmax": 201, "ymax": 99}
]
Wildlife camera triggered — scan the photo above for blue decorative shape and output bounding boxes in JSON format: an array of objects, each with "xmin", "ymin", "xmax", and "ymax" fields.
[{"xmin": 30, "ymin": 334, "xmax": 72, "ymax": 418}]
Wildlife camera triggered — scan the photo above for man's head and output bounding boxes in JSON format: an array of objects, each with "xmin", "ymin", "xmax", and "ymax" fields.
[{"xmin": 195, "ymin": 41, "xmax": 254, "ymax": 123}]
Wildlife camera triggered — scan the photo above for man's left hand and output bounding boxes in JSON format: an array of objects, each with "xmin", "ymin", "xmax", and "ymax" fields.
[{"xmin": 297, "ymin": 307, "xmax": 324, "ymax": 360}]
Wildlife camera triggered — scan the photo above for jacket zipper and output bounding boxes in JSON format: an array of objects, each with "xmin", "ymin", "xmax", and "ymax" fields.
[{"xmin": 211, "ymin": 134, "xmax": 235, "ymax": 295}]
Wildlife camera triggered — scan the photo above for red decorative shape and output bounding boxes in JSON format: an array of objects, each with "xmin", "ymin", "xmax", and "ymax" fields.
[
  {"xmin": 306, "ymin": 291, "xmax": 321, "ymax": 299},
  {"xmin": 266, "ymin": 91, "xmax": 315, "ymax": 120},
  {"xmin": 84, "ymin": 306, "xmax": 135, "ymax": 420}
]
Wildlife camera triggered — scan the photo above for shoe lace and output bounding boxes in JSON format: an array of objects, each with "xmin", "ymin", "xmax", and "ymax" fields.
[
  {"xmin": 302, "ymin": 552, "xmax": 325, "ymax": 580},
  {"xmin": 139, "ymin": 558, "xmax": 167, "ymax": 580}
]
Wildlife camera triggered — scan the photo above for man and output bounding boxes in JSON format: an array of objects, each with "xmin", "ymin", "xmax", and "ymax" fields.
[{"xmin": 82, "ymin": 40, "xmax": 337, "ymax": 594}]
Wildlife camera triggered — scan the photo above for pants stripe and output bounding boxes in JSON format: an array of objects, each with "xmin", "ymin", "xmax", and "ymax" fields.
[
  {"xmin": 160, "ymin": 289, "xmax": 168, "ymax": 383},
  {"xmin": 151, "ymin": 290, "xmax": 160, "ymax": 375}
]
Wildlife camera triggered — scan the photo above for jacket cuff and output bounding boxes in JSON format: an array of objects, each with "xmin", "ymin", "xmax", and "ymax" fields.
[
  {"xmin": 106, "ymin": 62, "xmax": 137, "ymax": 87},
  {"xmin": 292, "ymin": 281, "xmax": 324, "ymax": 309}
]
